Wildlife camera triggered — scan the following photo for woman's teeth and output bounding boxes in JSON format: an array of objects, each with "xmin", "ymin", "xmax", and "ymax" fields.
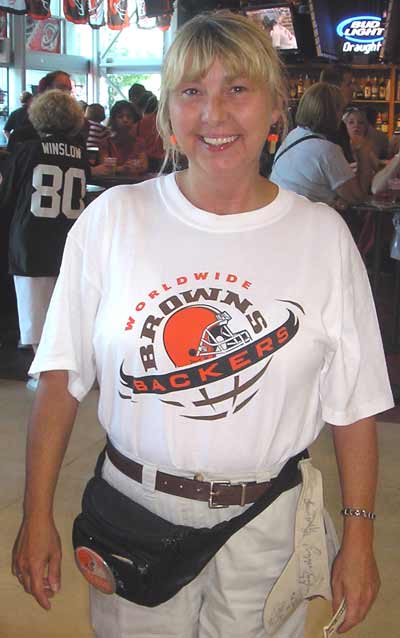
[{"xmin": 202, "ymin": 136, "xmax": 238, "ymax": 145}]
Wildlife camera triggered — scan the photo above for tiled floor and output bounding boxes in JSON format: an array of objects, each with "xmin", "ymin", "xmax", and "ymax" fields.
[{"xmin": 0, "ymin": 379, "xmax": 398, "ymax": 637}]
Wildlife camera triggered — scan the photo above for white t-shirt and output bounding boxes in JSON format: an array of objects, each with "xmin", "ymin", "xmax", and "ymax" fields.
[
  {"xmin": 31, "ymin": 174, "xmax": 393, "ymax": 477},
  {"xmin": 270, "ymin": 127, "xmax": 355, "ymax": 205}
]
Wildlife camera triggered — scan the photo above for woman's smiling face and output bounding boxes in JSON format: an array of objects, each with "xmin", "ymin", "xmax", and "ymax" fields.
[{"xmin": 168, "ymin": 58, "xmax": 280, "ymax": 181}]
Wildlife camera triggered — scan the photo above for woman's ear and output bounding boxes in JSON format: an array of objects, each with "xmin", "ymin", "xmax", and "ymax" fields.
[{"xmin": 271, "ymin": 109, "xmax": 281, "ymax": 126}]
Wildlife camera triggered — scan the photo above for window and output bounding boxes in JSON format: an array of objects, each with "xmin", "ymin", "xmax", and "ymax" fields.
[
  {"xmin": 99, "ymin": 72, "xmax": 161, "ymax": 112},
  {"xmin": 65, "ymin": 21, "xmax": 93, "ymax": 57},
  {"xmin": 99, "ymin": 15, "xmax": 164, "ymax": 65},
  {"xmin": 98, "ymin": 12, "xmax": 165, "ymax": 112}
]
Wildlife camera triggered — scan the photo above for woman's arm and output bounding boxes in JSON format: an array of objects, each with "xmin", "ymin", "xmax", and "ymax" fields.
[
  {"xmin": 335, "ymin": 143, "xmax": 375, "ymax": 204},
  {"xmin": 371, "ymin": 153, "xmax": 400, "ymax": 194},
  {"xmin": 12, "ymin": 370, "xmax": 79, "ymax": 610},
  {"xmin": 330, "ymin": 416, "xmax": 379, "ymax": 634}
]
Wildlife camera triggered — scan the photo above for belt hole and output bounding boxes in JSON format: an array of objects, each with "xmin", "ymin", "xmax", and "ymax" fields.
[
  {"xmin": 163, "ymin": 481, "xmax": 168, "ymax": 486},
  {"xmin": 179, "ymin": 484, "xmax": 183, "ymax": 489}
]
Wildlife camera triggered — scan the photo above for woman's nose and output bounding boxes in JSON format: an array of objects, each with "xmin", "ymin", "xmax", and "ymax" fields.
[{"xmin": 202, "ymin": 95, "xmax": 227, "ymax": 124}]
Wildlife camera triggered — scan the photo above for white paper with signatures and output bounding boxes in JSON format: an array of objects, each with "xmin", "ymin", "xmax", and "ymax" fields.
[{"xmin": 263, "ymin": 458, "xmax": 340, "ymax": 636}]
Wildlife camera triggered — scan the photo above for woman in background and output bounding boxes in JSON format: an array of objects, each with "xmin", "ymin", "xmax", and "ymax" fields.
[
  {"xmin": 342, "ymin": 107, "xmax": 380, "ymax": 170},
  {"xmin": 135, "ymin": 91, "xmax": 165, "ymax": 172},
  {"xmin": 270, "ymin": 82, "xmax": 374, "ymax": 208},
  {"xmin": 92, "ymin": 100, "xmax": 148, "ymax": 178}
]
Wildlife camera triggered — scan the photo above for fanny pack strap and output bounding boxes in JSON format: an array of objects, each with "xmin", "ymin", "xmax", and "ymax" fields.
[{"xmin": 96, "ymin": 446, "xmax": 308, "ymax": 539}]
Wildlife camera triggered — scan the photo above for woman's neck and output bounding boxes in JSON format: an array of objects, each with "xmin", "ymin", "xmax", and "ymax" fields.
[{"xmin": 176, "ymin": 169, "xmax": 278, "ymax": 215}]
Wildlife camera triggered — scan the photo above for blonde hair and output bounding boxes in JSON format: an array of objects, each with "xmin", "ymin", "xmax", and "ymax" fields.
[
  {"xmin": 157, "ymin": 11, "xmax": 288, "ymax": 169},
  {"xmin": 295, "ymin": 82, "xmax": 344, "ymax": 137},
  {"xmin": 29, "ymin": 89, "xmax": 84, "ymax": 137}
]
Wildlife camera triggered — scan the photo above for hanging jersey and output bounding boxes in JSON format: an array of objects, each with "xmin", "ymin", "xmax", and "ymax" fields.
[{"xmin": 1, "ymin": 134, "xmax": 90, "ymax": 277}]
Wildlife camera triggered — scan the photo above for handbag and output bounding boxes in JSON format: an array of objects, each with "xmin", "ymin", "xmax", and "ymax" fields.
[{"xmin": 72, "ymin": 448, "xmax": 306, "ymax": 607}]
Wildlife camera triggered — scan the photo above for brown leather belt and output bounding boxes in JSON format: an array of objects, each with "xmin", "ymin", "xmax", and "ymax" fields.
[{"xmin": 106, "ymin": 438, "xmax": 273, "ymax": 508}]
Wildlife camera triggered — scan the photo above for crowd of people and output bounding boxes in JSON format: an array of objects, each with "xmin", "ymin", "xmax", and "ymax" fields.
[
  {"xmin": 1, "ymin": 10, "xmax": 399, "ymax": 638},
  {"xmin": 4, "ymin": 74, "xmax": 165, "ymax": 174}
]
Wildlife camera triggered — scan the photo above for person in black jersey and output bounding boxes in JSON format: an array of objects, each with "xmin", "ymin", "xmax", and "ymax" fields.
[{"xmin": 0, "ymin": 89, "xmax": 90, "ymax": 383}]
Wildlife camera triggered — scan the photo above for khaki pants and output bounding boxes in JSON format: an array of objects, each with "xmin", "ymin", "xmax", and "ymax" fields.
[
  {"xmin": 89, "ymin": 455, "xmax": 315, "ymax": 638},
  {"xmin": 14, "ymin": 275, "xmax": 56, "ymax": 346}
]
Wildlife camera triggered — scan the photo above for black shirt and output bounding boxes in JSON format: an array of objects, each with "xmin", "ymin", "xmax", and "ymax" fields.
[
  {"xmin": 0, "ymin": 134, "xmax": 90, "ymax": 276},
  {"xmin": 4, "ymin": 105, "xmax": 30, "ymax": 134}
]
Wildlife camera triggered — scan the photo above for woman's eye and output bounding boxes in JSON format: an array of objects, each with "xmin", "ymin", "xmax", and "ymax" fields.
[
  {"xmin": 182, "ymin": 88, "xmax": 200, "ymax": 96},
  {"xmin": 231, "ymin": 85, "xmax": 247, "ymax": 94}
]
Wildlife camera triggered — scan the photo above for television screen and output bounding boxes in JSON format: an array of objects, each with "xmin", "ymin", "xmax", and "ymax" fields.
[
  {"xmin": 244, "ymin": 4, "xmax": 299, "ymax": 51},
  {"xmin": 308, "ymin": 0, "xmax": 338, "ymax": 60}
]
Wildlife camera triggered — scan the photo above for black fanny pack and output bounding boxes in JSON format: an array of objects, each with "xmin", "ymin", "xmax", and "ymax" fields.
[{"xmin": 72, "ymin": 448, "xmax": 306, "ymax": 607}]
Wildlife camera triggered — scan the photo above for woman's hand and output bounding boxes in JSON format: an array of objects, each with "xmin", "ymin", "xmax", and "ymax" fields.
[
  {"xmin": 11, "ymin": 371, "xmax": 78, "ymax": 611},
  {"xmin": 123, "ymin": 154, "xmax": 149, "ymax": 176},
  {"xmin": 331, "ymin": 536, "xmax": 380, "ymax": 633},
  {"xmin": 91, "ymin": 163, "xmax": 114, "ymax": 177},
  {"xmin": 12, "ymin": 515, "xmax": 62, "ymax": 610},
  {"xmin": 330, "ymin": 418, "xmax": 380, "ymax": 633}
]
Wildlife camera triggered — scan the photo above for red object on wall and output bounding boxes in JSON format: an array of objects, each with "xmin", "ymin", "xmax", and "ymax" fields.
[
  {"xmin": 107, "ymin": 0, "xmax": 129, "ymax": 30},
  {"xmin": 88, "ymin": 0, "xmax": 105, "ymax": 28},
  {"xmin": 26, "ymin": 16, "xmax": 61, "ymax": 52},
  {"xmin": 63, "ymin": 0, "xmax": 88, "ymax": 25},
  {"xmin": 27, "ymin": 0, "xmax": 50, "ymax": 20}
]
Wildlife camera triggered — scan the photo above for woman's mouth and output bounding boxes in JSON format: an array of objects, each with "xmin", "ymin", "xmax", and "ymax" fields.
[{"xmin": 201, "ymin": 135, "xmax": 239, "ymax": 148}]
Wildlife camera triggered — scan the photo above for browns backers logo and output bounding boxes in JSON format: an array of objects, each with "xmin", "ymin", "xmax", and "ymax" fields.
[{"xmin": 119, "ymin": 280, "xmax": 303, "ymax": 420}]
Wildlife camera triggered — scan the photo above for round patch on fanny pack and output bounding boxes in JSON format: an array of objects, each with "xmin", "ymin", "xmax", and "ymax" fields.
[{"xmin": 75, "ymin": 546, "xmax": 116, "ymax": 595}]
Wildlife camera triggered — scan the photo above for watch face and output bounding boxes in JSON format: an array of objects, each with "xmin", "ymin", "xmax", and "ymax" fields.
[{"xmin": 75, "ymin": 546, "xmax": 116, "ymax": 595}]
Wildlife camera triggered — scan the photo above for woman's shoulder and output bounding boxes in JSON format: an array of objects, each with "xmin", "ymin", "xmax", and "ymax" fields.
[{"xmin": 70, "ymin": 176, "xmax": 164, "ymax": 247}]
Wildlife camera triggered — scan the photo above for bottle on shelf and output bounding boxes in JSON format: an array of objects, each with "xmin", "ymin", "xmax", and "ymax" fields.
[
  {"xmin": 364, "ymin": 75, "xmax": 372, "ymax": 100},
  {"xmin": 289, "ymin": 79, "xmax": 297, "ymax": 100},
  {"xmin": 379, "ymin": 77, "xmax": 386, "ymax": 100},
  {"xmin": 381, "ymin": 111, "xmax": 389, "ymax": 134},
  {"xmin": 352, "ymin": 77, "xmax": 357, "ymax": 100},
  {"xmin": 356, "ymin": 79, "xmax": 364, "ymax": 100},
  {"xmin": 396, "ymin": 113, "xmax": 400, "ymax": 131},
  {"xmin": 376, "ymin": 111, "xmax": 383, "ymax": 131},
  {"xmin": 371, "ymin": 76, "xmax": 379, "ymax": 100},
  {"xmin": 304, "ymin": 73, "xmax": 312, "ymax": 91},
  {"xmin": 296, "ymin": 74, "xmax": 304, "ymax": 99},
  {"xmin": 396, "ymin": 74, "xmax": 400, "ymax": 102}
]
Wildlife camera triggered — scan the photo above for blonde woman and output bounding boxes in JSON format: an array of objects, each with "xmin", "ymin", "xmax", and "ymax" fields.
[{"xmin": 12, "ymin": 12, "xmax": 392, "ymax": 638}]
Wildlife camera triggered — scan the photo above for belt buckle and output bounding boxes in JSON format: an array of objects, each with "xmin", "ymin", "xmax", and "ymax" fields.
[{"xmin": 208, "ymin": 480, "xmax": 231, "ymax": 509}]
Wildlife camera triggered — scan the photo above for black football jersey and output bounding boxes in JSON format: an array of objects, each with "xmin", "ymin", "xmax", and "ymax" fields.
[{"xmin": 1, "ymin": 134, "xmax": 90, "ymax": 276}]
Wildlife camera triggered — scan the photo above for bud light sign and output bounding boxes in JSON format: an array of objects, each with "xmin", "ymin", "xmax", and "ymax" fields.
[{"xmin": 336, "ymin": 15, "xmax": 385, "ymax": 55}]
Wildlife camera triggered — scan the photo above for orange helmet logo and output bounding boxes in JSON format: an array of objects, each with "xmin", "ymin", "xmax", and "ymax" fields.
[{"xmin": 163, "ymin": 305, "xmax": 251, "ymax": 368}]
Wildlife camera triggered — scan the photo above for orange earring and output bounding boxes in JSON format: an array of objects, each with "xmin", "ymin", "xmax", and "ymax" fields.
[{"xmin": 170, "ymin": 133, "xmax": 177, "ymax": 146}]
